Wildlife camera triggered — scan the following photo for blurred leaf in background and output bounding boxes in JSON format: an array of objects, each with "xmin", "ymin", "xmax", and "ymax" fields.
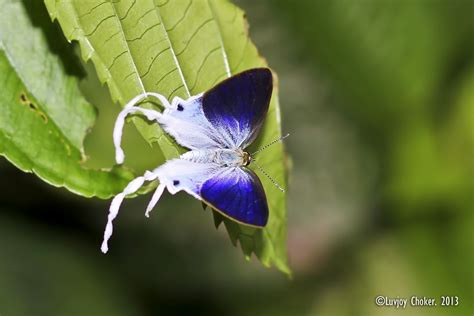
[
  {"xmin": 0, "ymin": 213, "xmax": 140, "ymax": 316},
  {"xmin": 262, "ymin": 0, "xmax": 473, "ymax": 314},
  {"xmin": 0, "ymin": 0, "xmax": 133, "ymax": 198}
]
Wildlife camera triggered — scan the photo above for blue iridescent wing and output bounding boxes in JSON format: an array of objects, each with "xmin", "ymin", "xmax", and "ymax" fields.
[
  {"xmin": 201, "ymin": 68, "xmax": 273, "ymax": 149},
  {"xmin": 200, "ymin": 167, "xmax": 269, "ymax": 227}
]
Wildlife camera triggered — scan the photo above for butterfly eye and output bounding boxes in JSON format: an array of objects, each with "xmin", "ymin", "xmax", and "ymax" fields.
[
  {"xmin": 173, "ymin": 180, "xmax": 180, "ymax": 185},
  {"xmin": 177, "ymin": 104, "xmax": 184, "ymax": 111}
]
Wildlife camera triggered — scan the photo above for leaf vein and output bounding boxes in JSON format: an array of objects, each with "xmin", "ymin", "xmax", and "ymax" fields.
[
  {"xmin": 103, "ymin": 30, "xmax": 121, "ymax": 45},
  {"xmin": 84, "ymin": 14, "xmax": 115, "ymax": 36},
  {"xmin": 107, "ymin": 50, "xmax": 128, "ymax": 70},
  {"xmin": 126, "ymin": 23, "xmax": 160, "ymax": 42},
  {"xmin": 167, "ymin": 83, "xmax": 184, "ymax": 100},
  {"xmin": 175, "ymin": 18, "xmax": 213, "ymax": 56},
  {"xmin": 69, "ymin": 2, "xmax": 127, "ymax": 102},
  {"xmin": 155, "ymin": 67, "xmax": 178, "ymax": 87},
  {"xmin": 78, "ymin": 1, "xmax": 108, "ymax": 18},
  {"xmin": 123, "ymin": 71, "xmax": 135, "ymax": 81},
  {"xmin": 208, "ymin": 0, "xmax": 231, "ymax": 77},
  {"xmin": 119, "ymin": 0, "xmax": 136, "ymax": 20},
  {"xmin": 165, "ymin": 0, "xmax": 192, "ymax": 32},
  {"xmin": 142, "ymin": 47, "xmax": 171, "ymax": 78},
  {"xmin": 154, "ymin": 5, "xmax": 190, "ymax": 96},
  {"xmin": 109, "ymin": 1, "xmax": 145, "ymax": 95},
  {"xmin": 156, "ymin": 0, "xmax": 170, "ymax": 8},
  {"xmin": 130, "ymin": 7, "xmax": 155, "ymax": 29},
  {"xmin": 189, "ymin": 46, "xmax": 220, "ymax": 92}
]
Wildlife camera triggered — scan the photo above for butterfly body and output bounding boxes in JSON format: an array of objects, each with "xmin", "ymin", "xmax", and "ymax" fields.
[
  {"xmin": 180, "ymin": 148, "xmax": 250, "ymax": 167},
  {"xmin": 101, "ymin": 68, "xmax": 275, "ymax": 253}
]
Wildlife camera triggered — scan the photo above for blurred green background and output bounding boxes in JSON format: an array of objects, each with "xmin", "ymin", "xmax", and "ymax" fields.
[{"xmin": 0, "ymin": 0, "xmax": 473, "ymax": 315}]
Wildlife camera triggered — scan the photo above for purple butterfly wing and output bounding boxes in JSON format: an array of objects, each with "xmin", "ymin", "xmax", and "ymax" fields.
[
  {"xmin": 200, "ymin": 167, "xmax": 269, "ymax": 227},
  {"xmin": 202, "ymin": 68, "xmax": 273, "ymax": 149}
]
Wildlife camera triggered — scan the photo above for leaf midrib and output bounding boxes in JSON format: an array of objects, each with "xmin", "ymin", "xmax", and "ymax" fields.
[{"xmin": 153, "ymin": 2, "xmax": 191, "ymax": 97}]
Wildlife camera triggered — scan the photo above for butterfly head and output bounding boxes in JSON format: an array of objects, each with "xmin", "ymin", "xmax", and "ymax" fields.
[{"xmin": 242, "ymin": 151, "xmax": 252, "ymax": 166}]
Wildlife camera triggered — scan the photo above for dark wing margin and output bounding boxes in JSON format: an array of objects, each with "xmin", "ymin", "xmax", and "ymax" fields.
[
  {"xmin": 200, "ymin": 167, "xmax": 269, "ymax": 227},
  {"xmin": 202, "ymin": 68, "xmax": 273, "ymax": 148}
]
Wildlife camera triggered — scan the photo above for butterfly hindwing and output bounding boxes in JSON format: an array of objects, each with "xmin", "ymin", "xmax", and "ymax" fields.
[
  {"xmin": 154, "ymin": 159, "xmax": 219, "ymax": 198},
  {"xmin": 201, "ymin": 68, "xmax": 273, "ymax": 149},
  {"xmin": 200, "ymin": 167, "xmax": 269, "ymax": 227}
]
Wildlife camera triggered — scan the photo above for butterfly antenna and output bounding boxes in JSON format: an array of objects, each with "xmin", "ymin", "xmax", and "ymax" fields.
[
  {"xmin": 252, "ymin": 133, "xmax": 290, "ymax": 156},
  {"xmin": 251, "ymin": 159, "xmax": 285, "ymax": 193}
]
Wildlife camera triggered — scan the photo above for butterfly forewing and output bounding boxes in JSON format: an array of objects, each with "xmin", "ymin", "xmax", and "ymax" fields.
[
  {"xmin": 158, "ymin": 95, "xmax": 226, "ymax": 150},
  {"xmin": 202, "ymin": 68, "xmax": 273, "ymax": 149}
]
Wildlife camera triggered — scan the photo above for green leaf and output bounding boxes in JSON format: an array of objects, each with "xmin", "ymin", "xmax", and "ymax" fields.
[
  {"xmin": 0, "ymin": 0, "xmax": 133, "ymax": 198},
  {"xmin": 45, "ymin": 0, "xmax": 290, "ymax": 274}
]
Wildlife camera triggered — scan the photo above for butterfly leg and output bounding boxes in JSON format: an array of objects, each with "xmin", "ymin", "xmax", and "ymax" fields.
[{"xmin": 101, "ymin": 170, "xmax": 159, "ymax": 253}]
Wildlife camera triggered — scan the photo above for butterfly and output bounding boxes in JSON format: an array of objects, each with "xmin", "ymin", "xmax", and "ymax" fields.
[{"xmin": 101, "ymin": 68, "xmax": 286, "ymax": 253}]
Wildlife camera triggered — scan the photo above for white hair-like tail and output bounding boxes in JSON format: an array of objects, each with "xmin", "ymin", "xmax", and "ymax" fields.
[{"xmin": 113, "ymin": 92, "xmax": 172, "ymax": 164}]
